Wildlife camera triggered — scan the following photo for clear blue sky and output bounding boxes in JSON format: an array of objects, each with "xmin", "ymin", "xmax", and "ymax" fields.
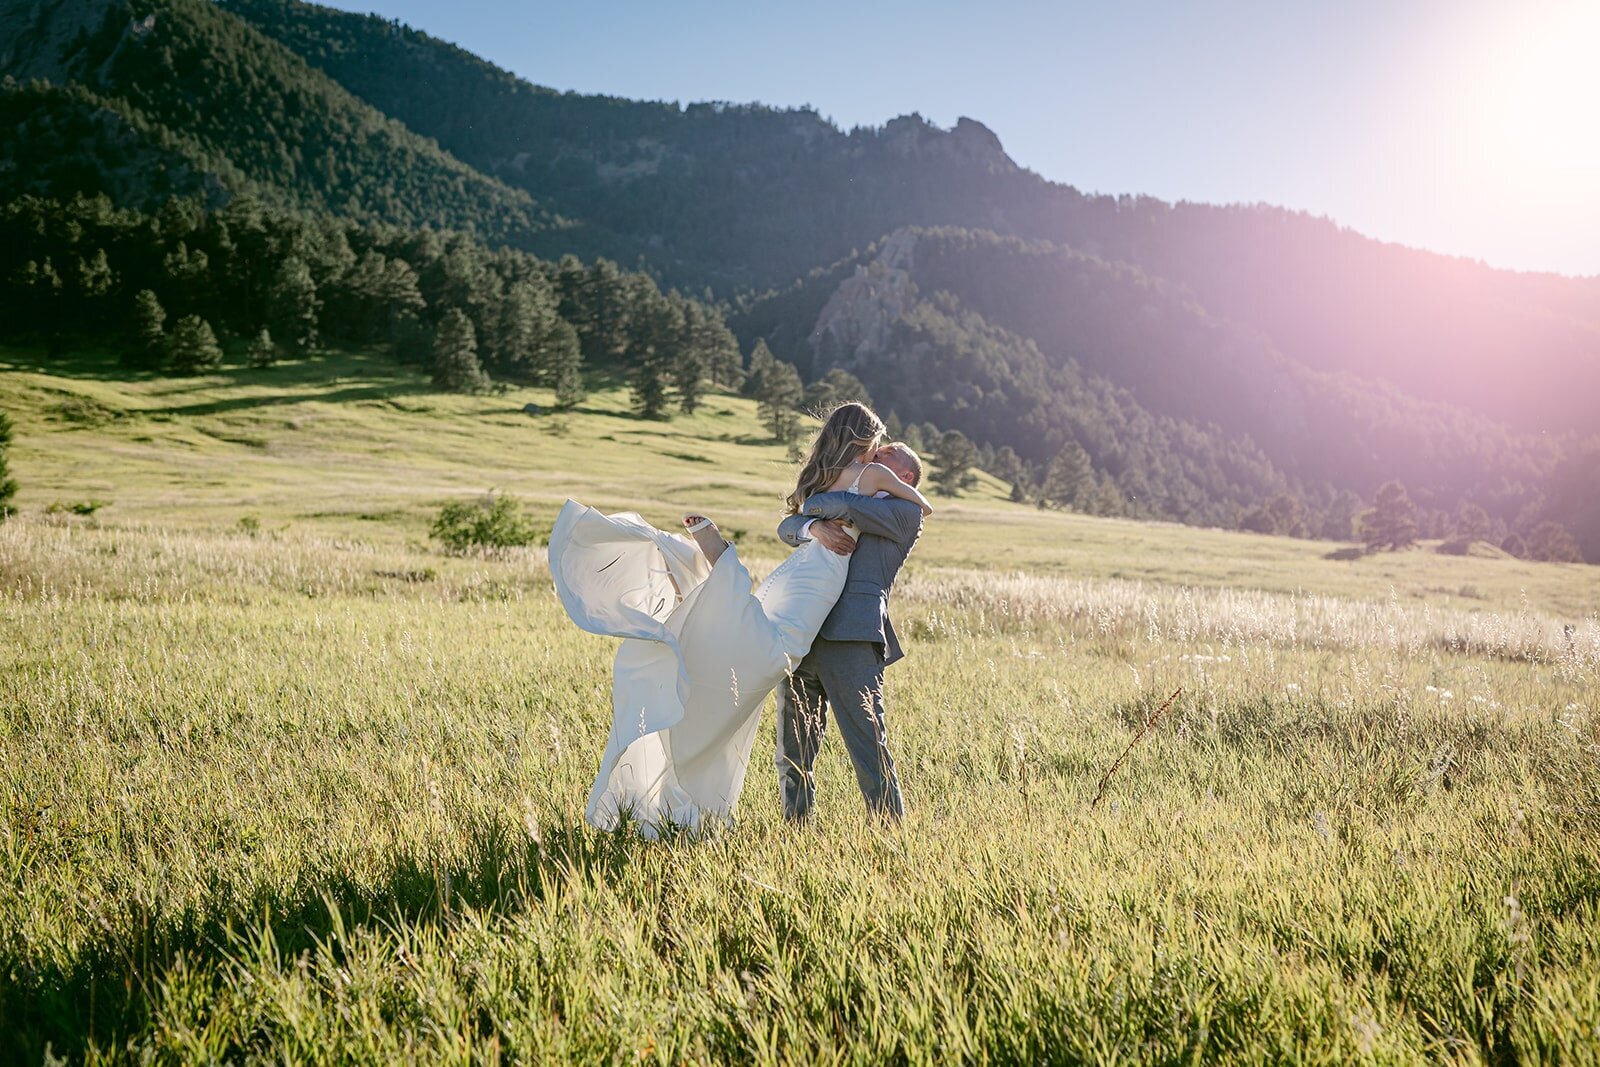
[{"xmin": 323, "ymin": 0, "xmax": 1600, "ymax": 276}]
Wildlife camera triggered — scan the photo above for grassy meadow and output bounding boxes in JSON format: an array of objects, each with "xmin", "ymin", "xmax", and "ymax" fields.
[{"xmin": 2, "ymin": 345, "xmax": 1599, "ymax": 1063}]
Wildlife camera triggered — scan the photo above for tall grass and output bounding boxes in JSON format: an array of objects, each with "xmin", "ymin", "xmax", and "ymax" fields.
[{"xmin": 3, "ymin": 515, "xmax": 1597, "ymax": 1063}]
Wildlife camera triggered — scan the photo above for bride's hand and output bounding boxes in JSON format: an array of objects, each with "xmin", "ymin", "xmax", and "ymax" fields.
[{"xmin": 810, "ymin": 520, "xmax": 856, "ymax": 556}]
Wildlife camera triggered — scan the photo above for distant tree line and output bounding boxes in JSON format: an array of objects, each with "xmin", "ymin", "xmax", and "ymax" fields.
[{"xmin": 0, "ymin": 193, "xmax": 740, "ymax": 413}]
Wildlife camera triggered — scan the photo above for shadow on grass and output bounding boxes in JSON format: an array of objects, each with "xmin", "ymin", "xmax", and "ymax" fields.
[
  {"xmin": 3, "ymin": 345, "xmax": 428, "ymax": 396},
  {"xmin": 152, "ymin": 382, "xmax": 432, "ymax": 417},
  {"xmin": 0, "ymin": 813, "xmax": 658, "ymax": 1062}
]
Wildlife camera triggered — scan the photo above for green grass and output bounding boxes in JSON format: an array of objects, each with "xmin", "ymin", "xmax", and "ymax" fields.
[{"xmin": 2, "ymin": 346, "xmax": 1599, "ymax": 1063}]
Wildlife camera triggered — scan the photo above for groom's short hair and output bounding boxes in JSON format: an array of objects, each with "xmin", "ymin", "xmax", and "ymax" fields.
[{"xmin": 879, "ymin": 442, "xmax": 923, "ymax": 486}]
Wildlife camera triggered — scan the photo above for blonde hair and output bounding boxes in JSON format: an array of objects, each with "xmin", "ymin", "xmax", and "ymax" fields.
[
  {"xmin": 877, "ymin": 442, "xmax": 923, "ymax": 486},
  {"xmin": 786, "ymin": 402, "xmax": 885, "ymax": 513}
]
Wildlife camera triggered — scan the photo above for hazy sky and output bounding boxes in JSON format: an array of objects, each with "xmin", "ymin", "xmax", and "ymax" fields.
[{"xmin": 322, "ymin": 0, "xmax": 1600, "ymax": 277}]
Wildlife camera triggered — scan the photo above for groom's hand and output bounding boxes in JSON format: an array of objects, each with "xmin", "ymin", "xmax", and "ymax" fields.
[{"xmin": 811, "ymin": 520, "xmax": 856, "ymax": 556}]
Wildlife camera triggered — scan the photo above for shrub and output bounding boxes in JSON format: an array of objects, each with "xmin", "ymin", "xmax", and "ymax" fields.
[{"xmin": 431, "ymin": 492, "xmax": 542, "ymax": 552}]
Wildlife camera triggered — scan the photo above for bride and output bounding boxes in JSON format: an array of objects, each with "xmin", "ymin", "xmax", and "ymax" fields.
[{"xmin": 547, "ymin": 402, "xmax": 932, "ymax": 835}]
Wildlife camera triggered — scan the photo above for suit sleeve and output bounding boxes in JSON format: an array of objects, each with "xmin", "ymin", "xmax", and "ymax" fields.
[
  {"xmin": 776, "ymin": 512, "xmax": 813, "ymax": 548},
  {"xmin": 801, "ymin": 491, "xmax": 923, "ymax": 547}
]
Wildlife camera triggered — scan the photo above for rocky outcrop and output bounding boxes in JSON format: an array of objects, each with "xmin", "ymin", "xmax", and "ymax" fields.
[
  {"xmin": 878, "ymin": 113, "xmax": 1013, "ymax": 171},
  {"xmin": 807, "ymin": 229, "xmax": 919, "ymax": 373}
]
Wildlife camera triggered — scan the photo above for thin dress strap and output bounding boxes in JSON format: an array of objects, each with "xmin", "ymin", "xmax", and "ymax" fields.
[{"xmin": 845, "ymin": 466, "xmax": 868, "ymax": 495}]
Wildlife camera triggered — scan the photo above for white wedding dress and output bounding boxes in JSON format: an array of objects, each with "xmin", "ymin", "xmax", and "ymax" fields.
[{"xmin": 546, "ymin": 497, "xmax": 852, "ymax": 835}]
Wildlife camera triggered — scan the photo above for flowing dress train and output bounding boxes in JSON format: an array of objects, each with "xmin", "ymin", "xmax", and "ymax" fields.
[{"xmin": 546, "ymin": 499, "xmax": 850, "ymax": 834}]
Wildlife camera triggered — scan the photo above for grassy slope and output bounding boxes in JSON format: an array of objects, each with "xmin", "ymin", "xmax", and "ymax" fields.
[
  {"xmin": 2, "ymin": 345, "xmax": 1595, "ymax": 618},
  {"xmin": 3, "ymin": 347, "xmax": 1599, "ymax": 1061}
]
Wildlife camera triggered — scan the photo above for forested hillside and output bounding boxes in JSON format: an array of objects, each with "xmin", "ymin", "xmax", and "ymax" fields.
[
  {"xmin": 224, "ymin": 0, "xmax": 1600, "ymax": 436},
  {"xmin": 734, "ymin": 228, "xmax": 1564, "ymax": 538},
  {"xmin": 2, "ymin": 0, "xmax": 1596, "ymax": 560},
  {"xmin": 2, "ymin": 0, "xmax": 553, "ymax": 241}
]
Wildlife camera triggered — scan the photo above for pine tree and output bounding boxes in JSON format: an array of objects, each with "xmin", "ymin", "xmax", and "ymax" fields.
[
  {"xmin": 671, "ymin": 296, "xmax": 707, "ymax": 414},
  {"xmin": 0, "ymin": 409, "xmax": 17, "ymax": 520},
  {"xmin": 700, "ymin": 314, "xmax": 744, "ymax": 392},
  {"xmin": 744, "ymin": 340, "xmax": 779, "ymax": 398},
  {"xmin": 430, "ymin": 309, "xmax": 491, "ymax": 393},
  {"xmin": 1040, "ymin": 443, "xmax": 1094, "ymax": 510},
  {"xmin": 126, "ymin": 289, "xmax": 167, "ymax": 369},
  {"xmin": 1357, "ymin": 481, "xmax": 1418, "ymax": 551},
  {"xmin": 1242, "ymin": 492, "xmax": 1307, "ymax": 537},
  {"xmin": 1526, "ymin": 520, "xmax": 1582, "ymax": 563},
  {"xmin": 757, "ymin": 359, "xmax": 805, "ymax": 442},
  {"xmin": 991, "ymin": 445, "xmax": 1024, "ymax": 486},
  {"xmin": 931, "ymin": 430, "xmax": 979, "ymax": 497},
  {"xmin": 631, "ymin": 354, "xmax": 672, "ymax": 418},
  {"xmin": 75, "ymin": 248, "xmax": 115, "ymax": 327},
  {"xmin": 493, "ymin": 280, "xmax": 539, "ymax": 378},
  {"xmin": 165, "ymin": 314, "xmax": 223, "ymax": 375},
  {"xmin": 551, "ymin": 327, "xmax": 586, "ymax": 409},
  {"xmin": 1009, "ymin": 480, "xmax": 1027, "ymax": 504},
  {"xmin": 1453, "ymin": 503, "xmax": 1490, "ymax": 541},
  {"xmin": 247, "ymin": 328, "xmax": 277, "ymax": 368},
  {"xmin": 674, "ymin": 344, "xmax": 708, "ymax": 415},
  {"xmin": 628, "ymin": 288, "xmax": 680, "ymax": 419},
  {"xmin": 803, "ymin": 368, "xmax": 873, "ymax": 413},
  {"xmin": 267, "ymin": 256, "xmax": 321, "ymax": 357}
]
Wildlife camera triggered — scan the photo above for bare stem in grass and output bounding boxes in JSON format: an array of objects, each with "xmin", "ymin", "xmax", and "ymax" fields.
[{"xmin": 1090, "ymin": 687, "xmax": 1184, "ymax": 809}]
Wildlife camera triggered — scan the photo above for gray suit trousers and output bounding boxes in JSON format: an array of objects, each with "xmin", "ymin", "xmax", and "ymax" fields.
[{"xmin": 776, "ymin": 638, "xmax": 903, "ymax": 820}]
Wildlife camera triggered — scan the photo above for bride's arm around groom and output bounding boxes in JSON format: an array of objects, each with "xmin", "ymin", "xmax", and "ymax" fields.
[{"xmin": 778, "ymin": 490, "xmax": 924, "ymax": 549}]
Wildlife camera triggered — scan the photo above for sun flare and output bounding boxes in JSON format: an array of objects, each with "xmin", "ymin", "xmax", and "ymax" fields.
[{"xmin": 1467, "ymin": 3, "xmax": 1600, "ymax": 200}]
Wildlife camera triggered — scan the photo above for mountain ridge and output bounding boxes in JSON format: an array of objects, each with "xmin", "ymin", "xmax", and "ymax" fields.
[{"xmin": 2, "ymin": 0, "xmax": 1596, "ymax": 559}]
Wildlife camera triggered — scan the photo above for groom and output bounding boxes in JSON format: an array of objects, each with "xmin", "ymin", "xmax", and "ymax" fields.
[{"xmin": 775, "ymin": 443, "xmax": 925, "ymax": 821}]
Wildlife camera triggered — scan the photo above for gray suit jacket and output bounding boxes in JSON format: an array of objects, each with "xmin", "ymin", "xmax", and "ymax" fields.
[{"xmin": 777, "ymin": 491, "xmax": 924, "ymax": 665}]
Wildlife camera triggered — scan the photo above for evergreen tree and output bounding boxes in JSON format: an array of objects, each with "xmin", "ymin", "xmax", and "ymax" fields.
[
  {"xmin": 430, "ymin": 309, "xmax": 491, "ymax": 393},
  {"xmin": 1090, "ymin": 474, "xmax": 1127, "ymax": 517},
  {"xmin": 991, "ymin": 445, "xmax": 1024, "ymax": 486},
  {"xmin": 126, "ymin": 288, "xmax": 167, "ymax": 369},
  {"xmin": 631, "ymin": 352, "xmax": 672, "ymax": 419},
  {"xmin": 75, "ymin": 247, "xmax": 115, "ymax": 328},
  {"xmin": 1242, "ymin": 492, "xmax": 1308, "ymax": 537},
  {"xmin": 744, "ymin": 339, "xmax": 779, "ymax": 397},
  {"xmin": 165, "ymin": 314, "xmax": 223, "ymax": 374},
  {"xmin": 931, "ymin": 429, "xmax": 979, "ymax": 497},
  {"xmin": 551, "ymin": 329, "xmax": 585, "ymax": 409},
  {"xmin": 1009, "ymin": 480, "xmax": 1027, "ymax": 504},
  {"xmin": 0, "ymin": 409, "xmax": 16, "ymax": 520},
  {"xmin": 247, "ymin": 328, "xmax": 277, "ymax": 368},
  {"xmin": 670, "ymin": 294, "xmax": 706, "ymax": 414},
  {"xmin": 581, "ymin": 259, "xmax": 633, "ymax": 364},
  {"xmin": 378, "ymin": 257, "xmax": 427, "ymax": 345},
  {"xmin": 1357, "ymin": 481, "xmax": 1418, "ymax": 551},
  {"xmin": 686, "ymin": 301, "xmax": 743, "ymax": 391},
  {"xmin": 884, "ymin": 411, "xmax": 905, "ymax": 441},
  {"xmin": 1320, "ymin": 489, "xmax": 1363, "ymax": 541},
  {"xmin": 1040, "ymin": 443, "xmax": 1094, "ymax": 510},
  {"xmin": 1454, "ymin": 503, "xmax": 1490, "ymax": 541},
  {"xmin": 1501, "ymin": 532, "xmax": 1527, "ymax": 558},
  {"xmin": 756, "ymin": 359, "xmax": 805, "ymax": 443},
  {"xmin": 492, "ymin": 280, "xmax": 541, "ymax": 378},
  {"xmin": 673, "ymin": 344, "xmax": 708, "ymax": 415},
  {"xmin": 1526, "ymin": 520, "xmax": 1582, "ymax": 563},
  {"xmin": 803, "ymin": 368, "xmax": 873, "ymax": 413},
  {"xmin": 628, "ymin": 286, "xmax": 681, "ymax": 419},
  {"xmin": 267, "ymin": 255, "xmax": 320, "ymax": 356}
]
